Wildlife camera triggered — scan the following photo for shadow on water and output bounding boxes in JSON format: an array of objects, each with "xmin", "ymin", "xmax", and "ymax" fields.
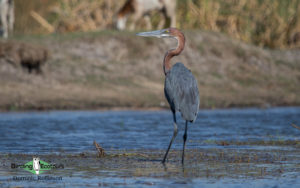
[{"xmin": 0, "ymin": 107, "xmax": 299, "ymax": 187}]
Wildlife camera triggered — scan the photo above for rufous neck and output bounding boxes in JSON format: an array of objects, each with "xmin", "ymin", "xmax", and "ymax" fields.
[{"xmin": 163, "ymin": 35, "xmax": 185, "ymax": 75}]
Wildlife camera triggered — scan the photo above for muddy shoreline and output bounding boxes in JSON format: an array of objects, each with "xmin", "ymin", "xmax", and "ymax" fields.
[{"xmin": 1, "ymin": 146, "xmax": 299, "ymax": 179}]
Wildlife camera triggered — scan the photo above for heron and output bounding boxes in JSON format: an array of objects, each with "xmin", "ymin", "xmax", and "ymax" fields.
[{"xmin": 136, "ymin": 28, "xmax": 200, "ymax": 164}]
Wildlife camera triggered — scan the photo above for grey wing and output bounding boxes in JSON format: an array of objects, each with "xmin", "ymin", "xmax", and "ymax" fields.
[{"xmin": 165, "ymin": 63, "xmax": 200, "ymax": 122}]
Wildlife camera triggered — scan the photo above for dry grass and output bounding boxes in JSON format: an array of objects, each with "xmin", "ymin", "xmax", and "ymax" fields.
[
  {"xmin": 13, "ymin": 0, "xmax": 300, "ymax": 48},
  {"xmin": 179, "ymin": 0, "xmax": 300, "ymax": 48}
]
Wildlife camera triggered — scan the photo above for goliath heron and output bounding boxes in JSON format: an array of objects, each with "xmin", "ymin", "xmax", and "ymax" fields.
[{"xmin": 136, "ymin": 28, "xmax": 200, "ymax": 164}]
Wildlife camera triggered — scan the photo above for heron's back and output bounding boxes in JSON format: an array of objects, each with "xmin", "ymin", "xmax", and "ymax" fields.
[{"xmin": 164, "ymin": 63, "xmax": 200, "ymax": 122}]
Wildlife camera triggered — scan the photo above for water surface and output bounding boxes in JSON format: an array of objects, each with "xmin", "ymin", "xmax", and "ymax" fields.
[
  {"xmin": 0, "ymin": 107, "xmax": 299, "ymax": 187},
  {"xmin": 0, "ymin": 107, "xmax": 299, "ymax": 153}
]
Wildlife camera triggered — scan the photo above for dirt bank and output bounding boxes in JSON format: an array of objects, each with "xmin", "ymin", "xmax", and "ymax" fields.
[{"xmin": 0, "ymin": 30, "xmax": 299, "ymax": 111}]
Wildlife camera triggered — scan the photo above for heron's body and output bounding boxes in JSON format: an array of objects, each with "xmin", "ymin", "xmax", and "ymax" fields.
[
  {"xmin": 136, "ymin": 28, "xmax": 199, "ymax": 164},
  {"xmin": 165, "ymin": 62, "xmax": 199, "ymax": 122}
]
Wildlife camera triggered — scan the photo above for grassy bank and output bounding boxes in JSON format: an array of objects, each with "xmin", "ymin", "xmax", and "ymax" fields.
[
  {"xmin": 14, "ymin": 0, "xmax": 300, "ymax": 48},
  {"xmin": 0, "ymin": 30, "xmax": 299, "ymax": 111}
]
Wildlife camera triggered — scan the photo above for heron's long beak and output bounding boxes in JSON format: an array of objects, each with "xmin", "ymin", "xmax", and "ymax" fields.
[{"xmin": 136, "ymin": 29, "xmax": 170, "ymax": 38}]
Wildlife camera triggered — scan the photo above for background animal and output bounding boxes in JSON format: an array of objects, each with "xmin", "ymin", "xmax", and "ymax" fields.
[
  {"xmin": 0, "ymin": 0, "xmax": 14, "ymax": 38},
  {"xmin": 137, "ymin": 28, "xmax": 200, "ymax": 164},
  {"xmin": 116, "ymin": 0, "xmax": 176, "ymax": 30},
  {"xmin": 0, "ymin": 41, "xmax": 48, "ymax": 73}
]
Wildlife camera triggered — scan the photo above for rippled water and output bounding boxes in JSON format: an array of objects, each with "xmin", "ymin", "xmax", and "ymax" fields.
[
  {"xmin": 0, "ymin": 107, "xmax": 299, "ymax": 153},
  {"xmin": 0, "ymin": 107, "xmax": 299, "ymax": 188}
]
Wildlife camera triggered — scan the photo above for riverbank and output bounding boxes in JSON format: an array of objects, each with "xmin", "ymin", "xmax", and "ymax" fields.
[{"xmin": 0, "ymin": 30, "xmax": 299, "ymax": 111}]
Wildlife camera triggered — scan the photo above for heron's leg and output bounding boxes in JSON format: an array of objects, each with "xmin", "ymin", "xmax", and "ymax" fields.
[
  {"xmin": 182, "ymin": 120, "xmax": 188, "ymax": 164},
  {"xmin": 162, "ymin": 112, "xmax": 177, "ymax": 164}
]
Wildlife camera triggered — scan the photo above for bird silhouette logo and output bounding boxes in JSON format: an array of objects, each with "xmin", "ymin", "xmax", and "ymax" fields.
[{"xmin": 33, "ymin": 157, "xmax": 40, "ymax": 175}]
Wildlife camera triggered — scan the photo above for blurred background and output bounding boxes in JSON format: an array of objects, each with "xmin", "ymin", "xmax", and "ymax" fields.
[
  {"xmin": 14, "ymin": 0, "xmax": 300, "ymax": 48},
  {"xmin": 0, "ymin": 0, "xmax": 299, "ymax": 110}
]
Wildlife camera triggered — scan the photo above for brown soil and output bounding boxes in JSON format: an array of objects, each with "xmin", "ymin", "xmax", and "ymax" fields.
[{"xmin": 0, "ymin": 30, "xmax": 299, "ymax": 111}]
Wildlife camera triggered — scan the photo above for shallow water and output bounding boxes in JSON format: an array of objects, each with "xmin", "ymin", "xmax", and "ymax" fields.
[
  {"xmin": 0, "ymin": 107, "xmax": 299, "ymax": 187},
  {"xmin": 0, "ymin": 107, "xmax": 299, "ymax": 153}
]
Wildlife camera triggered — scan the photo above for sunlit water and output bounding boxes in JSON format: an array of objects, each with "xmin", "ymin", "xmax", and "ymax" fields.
[{"xmin": 0, "ymin": 107, "xmax": 299, "ymax": 187}]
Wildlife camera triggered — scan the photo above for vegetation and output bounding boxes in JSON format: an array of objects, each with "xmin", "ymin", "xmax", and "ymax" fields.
[
  {"xmin": 14, "ymin": 0, "xmax": 300, "ymax": 48},
  {"xmin": 178, "ymin": 0, "xmax": 300, "ymax": 48}
]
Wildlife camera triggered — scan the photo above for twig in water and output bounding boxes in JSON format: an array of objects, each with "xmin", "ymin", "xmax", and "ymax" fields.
[
  {"xmin": 93, "ymin": 140, "xmax": 105, "ymax": 157},
  {"xmin": 291, "ymin": 123, "xmax": 300, "ymax": 131}
]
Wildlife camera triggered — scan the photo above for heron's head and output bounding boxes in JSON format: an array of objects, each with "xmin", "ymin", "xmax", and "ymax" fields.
[{"xmin": 136, "ymin": 28, "xmax": 181, "ymax": 39}]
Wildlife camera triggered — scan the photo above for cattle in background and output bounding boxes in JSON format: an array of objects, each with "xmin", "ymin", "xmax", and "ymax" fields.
[{"xmin": 116, "ymin": 0, "xmax": 176, "ymax": 30}]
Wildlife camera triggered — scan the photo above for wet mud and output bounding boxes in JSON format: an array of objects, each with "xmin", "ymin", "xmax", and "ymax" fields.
[{"xmin": 1, "ymin": 146, "xmax": 300, "ymax": 187}]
